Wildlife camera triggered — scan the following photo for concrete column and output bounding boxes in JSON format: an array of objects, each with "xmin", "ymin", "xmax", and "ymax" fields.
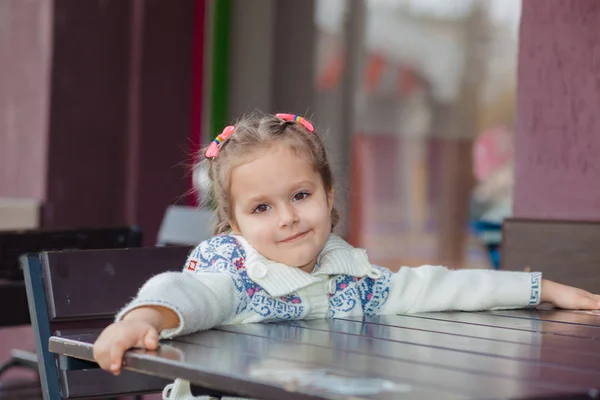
[
  {"xmin": 228, "ymin": 0, "xmax": 275, "ymax": 116},
  {"xmin": 228, "ymin": 0, "xmax": 316, "ymax": 116}
]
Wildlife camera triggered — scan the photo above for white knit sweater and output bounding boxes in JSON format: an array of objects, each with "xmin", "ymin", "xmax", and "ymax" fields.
[{"xmin": 117, "ymin": 234, "xmax": 541, "ymax": 339}]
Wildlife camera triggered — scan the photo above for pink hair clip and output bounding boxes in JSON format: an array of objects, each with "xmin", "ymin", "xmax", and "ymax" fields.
[
  {"xmin": 205, "ymin": 125, "xmax": 235, "ymax": 158},
  {"xmin": 276, "ymin": 113, "xmax": 315, "ymax": 133}
]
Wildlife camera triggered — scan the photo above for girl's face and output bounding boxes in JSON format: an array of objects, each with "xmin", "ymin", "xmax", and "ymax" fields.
[{"xmin": 229, "ymin": 142, "xmax": 333, "ymax": 273}]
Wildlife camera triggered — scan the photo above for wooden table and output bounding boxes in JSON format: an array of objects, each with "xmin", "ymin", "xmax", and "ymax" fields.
[{"xmin": 49, "ymin": 310, "xmax": 600, "ymax": 399}]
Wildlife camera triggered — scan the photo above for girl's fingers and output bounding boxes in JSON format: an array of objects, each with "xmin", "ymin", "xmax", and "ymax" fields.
[
  {"xmin": 108, "ymin": 339, "xmax": 129, "ymax": 375},
  {"xmin": 144, "ymin": 329, "xmax": 159, "ymax": 350}
]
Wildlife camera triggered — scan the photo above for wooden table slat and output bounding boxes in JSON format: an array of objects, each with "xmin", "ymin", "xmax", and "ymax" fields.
[
  {"xmin": 483, "ymin": 309, "xmax": 600, "ymax": 327},
  {"xmin": 345, "ymin": 314, "xmax": 600, "ymax": 353},
  {"xmin": 49, "ymin": 334, "xmax": 467, "ymax": 400},
  {"xmin": 406, "ymin": 312, "xmax": 600, "ymax": 339}
]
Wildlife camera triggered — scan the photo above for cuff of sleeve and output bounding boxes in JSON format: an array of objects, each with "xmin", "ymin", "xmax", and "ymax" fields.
[
  {"xmin": 114, "ymin": 300, "xmax": 185, "ymax": 339},
  {"xmin": 528, "ymin": 272, "xmax": 542, "ymax": 307}
]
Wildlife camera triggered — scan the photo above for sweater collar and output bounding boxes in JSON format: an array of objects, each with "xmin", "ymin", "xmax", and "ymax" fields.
[{"xmin": 233, "ymin": 234, "xmax": 374, "ymax": 297}]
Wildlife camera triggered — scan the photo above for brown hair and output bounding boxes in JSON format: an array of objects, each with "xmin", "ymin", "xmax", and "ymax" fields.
[{"xmin": 199, "ymin": 112, "xmax": 339, "ymax": 235}]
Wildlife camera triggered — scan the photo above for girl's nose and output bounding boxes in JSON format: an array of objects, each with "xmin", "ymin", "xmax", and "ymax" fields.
[{"xmin": 278, "ymin": 204, "xmax": 299, "ymax": 227}]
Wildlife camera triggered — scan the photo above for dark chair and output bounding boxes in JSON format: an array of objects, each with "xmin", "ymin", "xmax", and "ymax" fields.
[
  {"xmin": 501, "ymin": 218, "xmax": 600, "ymax": 293},
  {"xmin": 0, "ymin": 227, "xmax": 142, "ymax": 396},
  {"xmin": 156, "ymin": 205, "xmax": 214, "ymax": 246},
  {"xmin": 21, "ymin": 246, "xmax": 192, "ymax": 400}
]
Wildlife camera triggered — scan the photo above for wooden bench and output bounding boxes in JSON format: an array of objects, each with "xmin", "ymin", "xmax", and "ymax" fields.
[
  {"xmin": 0, "ymin": 226, "xmax": 143, "ymax": 328},
  {"xmin": 500, "ymin": 218, "xmax": 600, "ymax": 293},
  {"xmin": 0, "ymin": 227, "xmax": 142, "ymax": 398},
  {"xmin": 20, "ymin": 246, "xmax": 195, "ymax": 400}
]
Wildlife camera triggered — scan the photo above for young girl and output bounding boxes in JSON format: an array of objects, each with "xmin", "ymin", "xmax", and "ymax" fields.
[{"xmin": 93, "ymin": 112, "xmax": 600, "ymax": 399}]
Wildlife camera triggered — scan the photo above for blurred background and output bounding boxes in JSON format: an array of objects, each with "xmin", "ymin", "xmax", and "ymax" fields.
[
  {"xmin": 1, "ymin": 0, "xmax": 520, "ymax": 273},
  {"xmin": 312, "ymin": 0, "xmax": 519, "ymax": 270},
  {"xmin": 0, "ymin": 0, "xmax": 523, "ymax": 273}
]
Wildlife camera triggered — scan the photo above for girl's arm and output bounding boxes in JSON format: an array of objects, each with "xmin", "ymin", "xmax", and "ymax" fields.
[
  {"xmin": 94, "ymin": 235, "xmax": 244, "ymax": 375},
  {"xmin": 94, "ymin": 305, "xmax": 179, "ymax": 375},
  {"xmin": 114, "ymin": 271, "xmax": 236, "ymax": 338},
  {"xmin": 382, "ymin": 265, "xmax": 600, "ymax": 314},
  {"xmin": 121, "ymin": 304, "xmax": 179, "ymax": 330},
  {"xmin": 114, "ymin": 235, "xmax": 245, "ymax": 338},
  {"xmin": 382, "ymin": 266, "xmax": 540, "ymax": 314}
]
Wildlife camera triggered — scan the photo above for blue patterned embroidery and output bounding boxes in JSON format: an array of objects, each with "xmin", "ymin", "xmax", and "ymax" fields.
[
  {"xmin": 249, "ymin": 292, "xmax": 305, "ymax": 320},
  {"xmin": 280, "ymin": 293, "xmax": 303, "ymax": 304},
  {"xmin": 186, "ymin": 235, "xmax": 304, "ymax": 319},
  {"xmin": 328, "ymin": 267, "xmax": 392, "ymax": 317},
  {"xmin": 529, "ymin": 272, "xmax": 542, "ymax": 306},
  {"xmin": 357, "ymin": 266, "xmax": 392, "ymax": 316},
  {"xmin": 333, "ymin": 275, "xmax": 359, "ymax": 292},
  {"xmin": 187, "ymin": 235, "xmax": 250, "ymax": 314},
  {"xmin": 329, "ymin": 275, "xmax": 359, "ymax": 317}
]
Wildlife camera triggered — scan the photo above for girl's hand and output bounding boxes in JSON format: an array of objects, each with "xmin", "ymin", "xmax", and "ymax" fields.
[
  {"xmin": 93, "ymin": 319, "xmax": 159, "ymax": 375},
  {"xmin": 541, "ymin": 279, "xmax": 600, "ymax": 310},
  {"xmin": 93, "ymin": 306, "xmax": 179, "ymax": 375}
]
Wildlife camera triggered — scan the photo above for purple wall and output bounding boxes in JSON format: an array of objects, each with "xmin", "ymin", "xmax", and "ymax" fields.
[
  {"xmin": 0, "ymin": 0, "xmax": 51, "ymax": 200},
  {"xmin": 515, "ymin": 0, "xmax": 600, "ymax": 220},
  {"xmin": 0, "ymin": 0, "xmax": 50, "ymax": 381}
]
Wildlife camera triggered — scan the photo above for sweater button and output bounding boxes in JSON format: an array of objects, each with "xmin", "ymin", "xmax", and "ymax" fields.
[
  {"xmin": 250, "ymin": 264, "xmax": 268, "ymax": 279},
  {"xmin": 367, "ymin": 268, "xmax": 382, "ymax": 279}
]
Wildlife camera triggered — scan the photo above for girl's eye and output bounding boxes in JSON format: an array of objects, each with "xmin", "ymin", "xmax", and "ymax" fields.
[
  {"xmin": 253, "ymin": 204, "xmax": 271, "ymax": 214},
  {"xmin": 293, "ymin": 192, "xmax": 310, "ymax": 202}
]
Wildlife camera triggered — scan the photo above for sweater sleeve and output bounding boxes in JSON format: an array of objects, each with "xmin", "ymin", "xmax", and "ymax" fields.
[
  {"xmin": 380, "ymin": 265, "xmax": 542, "ymax": 314},
  {"xmin": 115, "ymin": 235, "xmax": 246, "ymax": 338}
]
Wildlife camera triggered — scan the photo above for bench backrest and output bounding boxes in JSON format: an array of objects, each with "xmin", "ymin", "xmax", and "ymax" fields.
[
  {"xmin": 0, "ymin": 226, "xmax": 142, "ymax": 280},
  {"xmin": 21, "ymin": 245, "xmax": 192, "ymax": 400},
  {"xmin": 0, "ymin": 226, "xmax": 142, "ymax": 327},
  {"xmin": 501, "ymin": 218, "xmax": 600, "ymax": 293}
]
